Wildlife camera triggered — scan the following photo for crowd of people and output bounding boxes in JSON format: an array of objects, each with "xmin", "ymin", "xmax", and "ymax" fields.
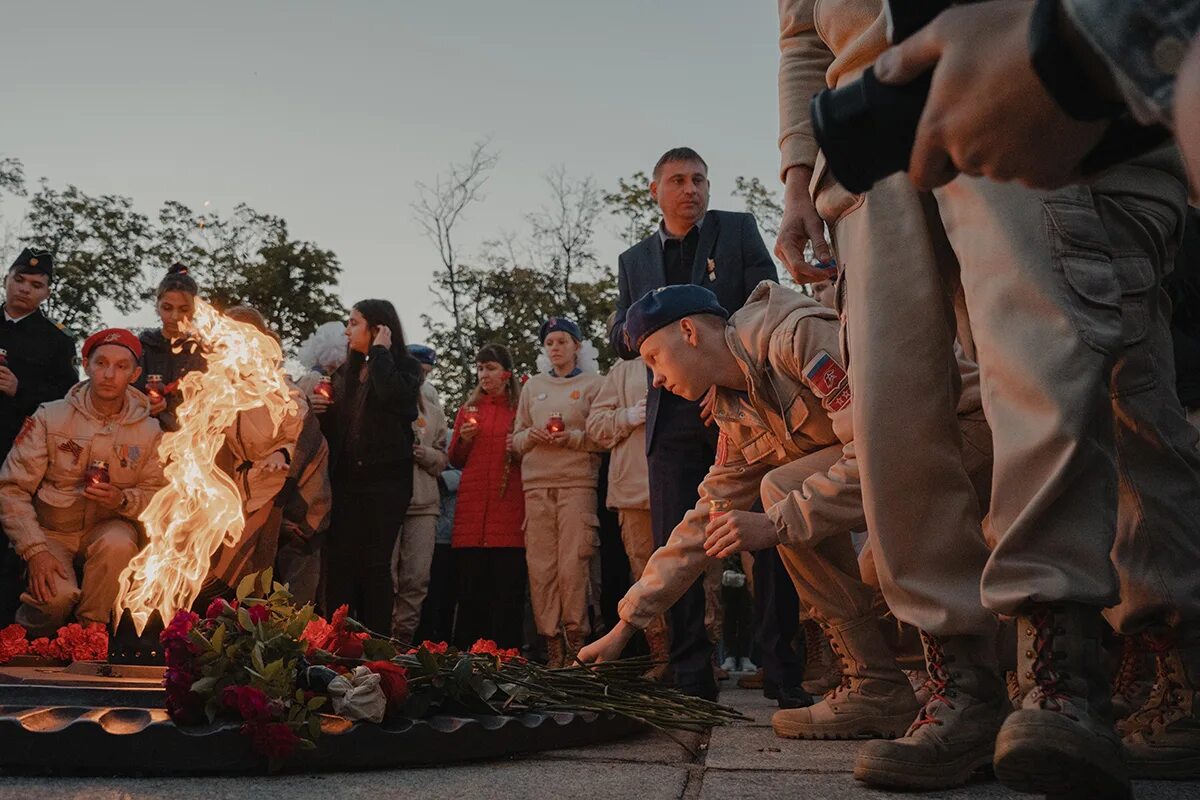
[{"xmin": 0, "ymin": 1, "xmax": 1197, "ymax": 796}]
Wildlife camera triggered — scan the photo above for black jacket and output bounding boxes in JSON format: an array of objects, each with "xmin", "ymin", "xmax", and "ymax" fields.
[
  {"xmin": 0, "ymin": 306, "xmax": 77, "ymax": 459},
  {"xmin": 321, "ymin": 344, "xmax": 422, "ymax": 488},
  {"xmin": 135, "ymin": 329, "xmax": 208, "ymax": 431}
]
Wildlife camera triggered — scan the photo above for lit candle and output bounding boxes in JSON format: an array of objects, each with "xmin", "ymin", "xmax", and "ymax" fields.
[
  {"xmin": 546, "ymin": 412, "xmax": 565, "ymax": 434},
  {"xmin": 145, "ymin": 374, "xmax": 165, "ymax": 403},
  {"xmin": 464, "ymin": 405, "xmax": 479, "ymax": 425},
  {"xmin": 314, "ymin": 376, "xmax": 334, "ymax": 402},
  {"xmin": 87, "ymin": 460, "xmax": 111, "ymax": 487},
  {"xmin": 708, "ymin": 498, "xmax": 732, "ymax": 523}
]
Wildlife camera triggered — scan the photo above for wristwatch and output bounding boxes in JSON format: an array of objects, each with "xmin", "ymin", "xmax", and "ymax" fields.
[{"xmin": 1028, "ymin": 0, "xmax": 1125, "ymax": 121}]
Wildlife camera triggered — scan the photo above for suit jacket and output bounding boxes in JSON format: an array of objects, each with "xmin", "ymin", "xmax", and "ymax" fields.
[{"xmin": 609, "ymin": 210, "xmax": 778, "ymax": 452}]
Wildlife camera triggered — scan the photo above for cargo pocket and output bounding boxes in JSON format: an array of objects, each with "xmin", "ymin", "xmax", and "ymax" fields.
[
  {"xmin": 579, "ymin": 514, "xmax": 600, "ymax": 559},
  {"xmin": 34, "ymin": 494, "xmax": 86, "ymax": 533},
  {"xmin": 812, "ymin": 152, "xmax": 865, "ymax": 228},
  {"xmin": 1043, "ymin": 198, "xmax": 1122, "ymax": 357}
]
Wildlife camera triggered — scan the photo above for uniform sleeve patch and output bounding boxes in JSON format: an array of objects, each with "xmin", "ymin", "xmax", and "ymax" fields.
[
  {"xmin": 803, "ymin": 350, "xmax": 848, "ymax": 398},
  {"xmin": 14, "ymin": 417, "xmax": 35, "ymax": 447},
  {"xmin": 826, "ymin": 382, "xmax": 852, "ymax": 412}
]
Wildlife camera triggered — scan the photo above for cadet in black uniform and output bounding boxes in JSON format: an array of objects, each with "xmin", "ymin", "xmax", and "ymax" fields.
[{"xmin": 0, "ymin": 248, "xmax": 78, "ymax": 622}]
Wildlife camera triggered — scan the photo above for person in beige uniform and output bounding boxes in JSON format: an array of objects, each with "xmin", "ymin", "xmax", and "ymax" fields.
[
  {"xmin": 0, "ymin": 329, "xmax": 164, "ymax": 634},
  {"xmin": 391, "ymin": 346, "xmax": 448, "ymax": 643},
  {"xmin": 776, "ymin": 0, "xmax": 1200, "ymax": 793},
  {"xmin": 513, "ymin": 317, "xmax": 605, "ymax": 665},
  {"xmin": 580, "ymin": 283, "xmax": 993, "ymax": 743},
  {"xmin": 585, "ymin": 352, "xmax": 673, "ymax": 678}
]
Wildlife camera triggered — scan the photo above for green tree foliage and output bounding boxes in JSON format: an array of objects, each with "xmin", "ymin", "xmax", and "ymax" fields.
[
  {"xmin": 21, "ymin": 181, "xmax": 153, "ymax": 335},
  {"xmin": 731, "ymin": 176, "xmax": 783, "ymax": 238},
  {"xmin": 602, "ymin": 171, "xmax": 658, "ymax": 246},
  {"xmin": 151, "ymin": 201, "xmax": 344, "ymax": 348}
]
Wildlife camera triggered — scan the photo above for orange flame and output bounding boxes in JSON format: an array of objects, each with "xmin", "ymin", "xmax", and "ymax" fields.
[{"xmin": 114, "ymin": 298, "xmax": 297, "ymax": 635}]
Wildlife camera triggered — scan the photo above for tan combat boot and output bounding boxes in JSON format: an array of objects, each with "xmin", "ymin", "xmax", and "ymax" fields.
[
  {"xmin": 564, "ymin": 629, "xmax": 584, "ymax": 667},
  {"xmin": 544, "ymin": 635, "xmax": 564, "ymax": 669},
  {"xmin": 800, "ymin": 618, "xmax": 842, "ymax": 695},
  {"xmin": 993, "ymin": 604, "xmax": 1130, "ymax": 799},
  {"xmin": 1122, "ymin": 631, "xmax": 1200, "ymax": 780},
  {"xmin": 1111, "ymin": 634, "xmax": 1152, "ymax": 727},
  {"xmin": 643, "ymin": 622, "xmax": 671, "ymax": 682},
  {"xmin": 854, "ymin": 632, "xmax": 1008, "ymax": 789},
  {"xmin": 772, "ymin": 615, "xmax": 921, "ymax": 740}
]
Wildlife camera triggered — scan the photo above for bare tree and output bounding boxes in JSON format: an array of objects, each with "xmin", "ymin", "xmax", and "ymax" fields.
[
  {"xmin": 527, "ymin": 166, "xmax": 603, "ymax": 309},
  {"xmin": 412, "ymin": 141, "xmax": 499, "ymax": 366}
]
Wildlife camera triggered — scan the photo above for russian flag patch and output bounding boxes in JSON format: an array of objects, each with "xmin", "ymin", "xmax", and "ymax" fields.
[{"xmin": 803, "ymin": 350, "xmax": 851, "ymax": 412}]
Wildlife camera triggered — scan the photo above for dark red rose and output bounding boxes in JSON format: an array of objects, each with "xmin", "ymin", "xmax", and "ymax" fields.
[
  {"xmin": 205, "ymin": 598, "xmax": 235, "ymax": 619},
  {"xmin": 364, "ymin": 660, "xmax": 409, "ymax": 715},
  {"xmin": 247, "ymin": 603, "xmax": 270, "ymax": 624},
  {"xmin": 221, "ymin": 684, "xmax": 272, "ymax": 722}
]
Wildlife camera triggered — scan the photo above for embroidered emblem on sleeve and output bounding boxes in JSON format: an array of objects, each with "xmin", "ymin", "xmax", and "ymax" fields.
[
  {"xmin": 14, "ymin": 417, "xmax": 35, "ymax": 447},
  {"xmin": 803, "ymin": 350, "xmax": 852, "ymax": 413}
]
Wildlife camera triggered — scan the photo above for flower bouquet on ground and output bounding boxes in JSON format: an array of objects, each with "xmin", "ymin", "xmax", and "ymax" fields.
[
  {"xmin": 0, "ymin": 621, "xmax": 109, "ymax": 665},
  {"xmin": 163, "ymin": 568, "xmax": 744, "ymax": 769}
]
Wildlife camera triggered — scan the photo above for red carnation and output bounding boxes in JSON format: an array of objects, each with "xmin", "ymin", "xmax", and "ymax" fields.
[
  {"xmin": 244, "ymin": 721, "xmax": 300, "ymax": 760},
  {"xmin": 55, "ymin": 622, "xmax": 108, "ymax": 661},
  {"xmin": 299, "ymin": 616, "xmax": 334, "ymax": 654},
  {"xmin": 247, "ymin": 603, "xmax": 270, "ymax": 624},
  {"xmin": 364, "ymin": 660, "xmax": 409, "ymax": 716},
  {"xmin": 205, "ymin": 598, "xmax": 235, "ymax": 619},
  {"xmin": 0, "ymin": 624, "xmax": 28, "ymax": 664},
  {"xmin": 221, "ymin": 684, "xmax": 272, "ymax": 722},
  {"xmin": 30, "ymin": 637, "xmax": 65, "ymax": 661},
  {"xmin": 419, "ymin": 640, "xmax": 449, "ymax": 655}
]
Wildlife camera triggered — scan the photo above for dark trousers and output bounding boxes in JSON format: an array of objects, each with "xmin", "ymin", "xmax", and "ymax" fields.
[
  {"xmin": 453, "ymin": 547, "xmax": 526, "ymax": 651},
  {"xmin": 597, "ymin": 455, "xmax": 631, "ymax": 634},
  {"xmin": 414, "ymin": 542, "xmax": 456, "ymax": 644},
  {"xmin": 722, "ymin": 583, "xmax": 754, "ymax": 662},
  {"xmin": 648, "ymin": 395, "xmax": 718, "ymax": 694},
  {"xmin": 325, "ymin": 481, "xmax": 411, "ymax": 635},
  {"xmin": 752, "ymin": 546, "xmax": 805, "ymax": 691}
]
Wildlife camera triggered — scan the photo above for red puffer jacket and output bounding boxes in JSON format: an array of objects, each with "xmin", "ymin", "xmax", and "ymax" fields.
[{"xmin": 448, "ymin": 393, "xmax": 525, "ymax": 549}]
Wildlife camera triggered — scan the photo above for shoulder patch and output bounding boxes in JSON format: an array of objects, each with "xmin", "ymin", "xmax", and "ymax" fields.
[
  {"xmin": 803, "ymin": 350, "xmax": 848, "ymax": 398},
  {"xmin": 14, "ymin": 417, "xmax": 35, "ymax": 447}
]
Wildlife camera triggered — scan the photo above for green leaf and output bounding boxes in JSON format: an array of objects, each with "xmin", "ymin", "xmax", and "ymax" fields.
[
  {"xmin": 237, "ymin": 607, "xmax": 254, "ymax": 632},
  {"xmin": 257, "ymin": 567, "xmax": 274, "ymax": 595},
  {"xmin": 251, "ymin": 642, "xmax": 266, "ymax": 674},
  {"xmin": 263, "ymin": 658, "xmax": 283, "ymax": 680},
  {"xmin": 417, "ymin": 648, "xmax": 440, "ymax": 676},
  {"xmin": 210, "ymin": 624, "xmax": 226, "ymax": 652},
  {"xmin": 236, "ymin": 572, "xmax": 256, "ymax": 602},
  {"xmin": 190, "ymin": 676, "xmax": 218, "ymax": 694},
  {"xmin": 361, "ymin": 638, "xmax": 397, "ymax": 661},
  {"xmin": 307, "ymin": 715, "xmax": 321, "ymax": 739},
  {"xmin": 306, "ymin": 696, "xmax": 326, "ymax": 711}
]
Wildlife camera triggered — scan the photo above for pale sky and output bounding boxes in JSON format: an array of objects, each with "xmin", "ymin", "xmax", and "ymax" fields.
[{"xmin": 1, "ymin": 1, "xmax": 784, "ymax": 340}]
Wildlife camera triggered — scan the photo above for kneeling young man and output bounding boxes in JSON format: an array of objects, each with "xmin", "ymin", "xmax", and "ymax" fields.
[
  {"xmin": 0, "ymin": 329, "xmax": 164, "ymax": 634},
  {"xmin": 580, "ymin": 283, "xmax": 992, "ymax": 741}
]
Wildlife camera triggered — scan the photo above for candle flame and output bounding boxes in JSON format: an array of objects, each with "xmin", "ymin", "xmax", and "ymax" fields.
[{"xmin": 114, "ymin": 298, "xmax": 296, "ymax": 635}]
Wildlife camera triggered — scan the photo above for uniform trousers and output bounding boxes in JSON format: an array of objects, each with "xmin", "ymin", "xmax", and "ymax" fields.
[
  {"xmin": 523, "ymin": 487, "xmax": 598, "ymax": 638},
  {"xmin": 824, "ymin": 159, "xmax": 1195, "ymax": 635},
  {"xmin": 17, "ymin": 518, "xmax": 139, "ymax": 634},
  {"xmin": 391, "ymin": 513, "xmax": 438, "ymax": 641},
  {"xmin": 618, "ymin": 509, "xmax": 667, "ymax": 641}
]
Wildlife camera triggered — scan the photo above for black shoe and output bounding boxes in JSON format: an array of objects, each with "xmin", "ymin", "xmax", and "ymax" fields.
[
  {"xmin": 776, "ymin": 684, "xmax": 814, "ymax": 710},
  {"xmin": 763, "ymin": 680, "xmax": 779, "ymax": 701}
]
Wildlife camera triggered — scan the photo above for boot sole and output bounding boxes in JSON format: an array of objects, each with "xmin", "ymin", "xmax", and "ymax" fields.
[
  {"xmin": 853, "ymin": 741, "xmax": 994, "ymax": 790},
  {"xmin": 993, "ymin": 714, "xmax": 1130, "ymax": 799},
  {"xmin": 773, "ymin": 708, "xmax": 919, "ymax": 741},
  {"xmin": 1125, "ymin": 749, "xmax": 1200, "ymax": 781}
]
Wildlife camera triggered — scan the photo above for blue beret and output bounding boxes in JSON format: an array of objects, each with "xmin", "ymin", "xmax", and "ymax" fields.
[
  {"xmin": 539, "ymin": 316, "xmax": 582, "ymax": 343},
  {"xmin": 407, "ymin": 344, "xmax": 437, "ymax": 366},
  {"xmin": 624, "ymin": 285, "xmax": 729, "ymax": 351}
]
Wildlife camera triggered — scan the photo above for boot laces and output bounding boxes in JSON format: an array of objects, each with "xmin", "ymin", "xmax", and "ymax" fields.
[
  {"xmin": 910, "ymin": 633, "xmax": 956, "ymax": 730},
  {"xmin": 1027, "ymin": 609, "xmax": 1076, "ymax": 719},
  {"xmin": 1111, "ymin": 635, "xmax": 1144, "ymax": 699},
  {"xmin": 1125, "ymin": 636, "xmax": 1188, "ymax": 731}
]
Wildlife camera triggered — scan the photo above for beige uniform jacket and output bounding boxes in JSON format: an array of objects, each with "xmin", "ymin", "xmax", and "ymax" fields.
[
  {"xmin": 620, "ymin": 283, "xmax": 849, "ymax": 628},
  {"xmin": 512, "ymin": 372, "xmax": 605, "ymax": 491},
  {"xmin": 410, "ymin": 382, "xmax": 450, "ymax": 517},
  {"xmin": 586, "ymin": 357, "xmax": 650, "ymax": 512},
  {"xmin": 0, "ymin": 382, "xmax": 166, "ymax": 561},
  {"xmin": 777, "ymin": 0, "xmax": 888, "ymax": 178},
  {"xmin": 221, "ymin": 385, "xmax": 306, "ymax": 516}
]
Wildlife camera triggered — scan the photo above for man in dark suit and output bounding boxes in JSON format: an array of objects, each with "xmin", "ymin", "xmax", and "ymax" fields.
[
  {"xmin": 610, "ymin": 147, "xmax": 781, "ymax": 700},
  {"xmin": 0, "ymin": 248, "xmax": 79, "ymax": 623}
]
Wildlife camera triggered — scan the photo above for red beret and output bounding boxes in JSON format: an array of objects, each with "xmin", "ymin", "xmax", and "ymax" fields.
[{"xmin": 82, "ymin": 328, "xmax": 142, "ymax": 362}]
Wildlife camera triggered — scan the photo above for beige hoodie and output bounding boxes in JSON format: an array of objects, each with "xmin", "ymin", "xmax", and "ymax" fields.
[
  {"xmin": 0, "ymin": 382, "xmax": 166, "ymax": 560},
  {"xmin": 409, "ymin": 381, "xmax": 449, "ymax": 517}
]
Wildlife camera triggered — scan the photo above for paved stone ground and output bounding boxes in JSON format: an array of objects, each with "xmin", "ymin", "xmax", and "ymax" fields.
[{"xmin": 0, "ymin": 687, "xmax": 1197, "ymax": 799}]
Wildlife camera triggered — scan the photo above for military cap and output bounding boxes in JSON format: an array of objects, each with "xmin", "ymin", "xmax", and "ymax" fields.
[
  {"xmin": 82, "ymin": 328, "xmax": 142, "ymax": 362},
  {"xmin": 539, "ymin": 316, "xmax": 582, "ymax": 344},
  {"xmin": 623, "ymin": 285, "xmax": 729, "ymax": 351},
  {"xmin": 407, "ymin": 344, "xmax": 437, "ymax": 366},
  {"xmin": 9, "ymin": 248, "xmax": 53, "ymax": 279}
]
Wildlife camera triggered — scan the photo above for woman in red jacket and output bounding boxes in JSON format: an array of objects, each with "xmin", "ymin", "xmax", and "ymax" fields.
[{"xmin": 448, "ymin": 344, "xmax": 526, "ymax": 650}]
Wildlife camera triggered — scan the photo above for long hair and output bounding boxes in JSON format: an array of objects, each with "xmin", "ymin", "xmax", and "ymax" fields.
[
  {"xmin": 467, "ymin": 343, "xmax": 520, "ymax": 410},
  {"xmin": 337, "ymin": 298, "xmax": 414, "ymax": 400}
]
